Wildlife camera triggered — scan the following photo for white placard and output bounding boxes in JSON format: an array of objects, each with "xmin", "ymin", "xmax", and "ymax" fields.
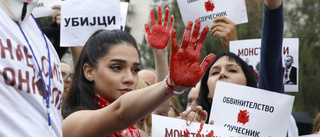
[
  {"xmin": 229, "ymin": 38, "xmax": 299, "ymax": 92},
  {"xmin": 177, "ymin": 0, "xmax": 248, "ymax": 30},
  {"xmin": 209, "ymin": 81, "xmax": 295, "ymax": 137},
  {"xmin": 152, "ymin": 114, "xmax": 233, "ymax": 136},
  {"xmin": 120, "ymin": 2, "xmax": 129, "ymax": 31},
  {"xmin": 300, "ymin": 134, "xmax": 320, "ymax": 137},
  {"xmin": 32, "ymin": 0, "xmax": 61, "ymax": 18},
  {"xmin": 60, "ymin": 0, "xmax": 121, "ymax": 47}
]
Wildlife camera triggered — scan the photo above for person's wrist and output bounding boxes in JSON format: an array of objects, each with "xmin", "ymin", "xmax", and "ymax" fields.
[{"xmin": 165, "ymin": 75, "xmax": 185, "ymax": 94}]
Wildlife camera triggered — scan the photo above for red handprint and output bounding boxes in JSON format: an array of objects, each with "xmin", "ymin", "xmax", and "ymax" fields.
[
  {"xmin": 145, "ymin": 5, "xmax": 174, "ymax": 49},
  {"xmin": 169, "ymin": 19, "xmax": 216, "ymax": 87}
]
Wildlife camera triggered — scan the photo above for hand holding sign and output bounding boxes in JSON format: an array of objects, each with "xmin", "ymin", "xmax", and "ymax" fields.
[
  {"xmin": 181, "ymin": 106, "xmax": 208, "ymax": 125},
  {"xmin": 145, "ymin": 5, "xmax": 174, "ymax": 49},
  {"xmin": 168, "ymin": 19, "xmax": 215, "ymax": 88},
  {"xmin": 210, "ymin": 17, "xmax": 238, "ymax": 51},
  {"xmin": 52, "ymin": 5, "xmax": 61, "ymax": 25}
]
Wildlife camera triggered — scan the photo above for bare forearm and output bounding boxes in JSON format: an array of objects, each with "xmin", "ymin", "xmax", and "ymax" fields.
[
  {"xmin": 62, "ymin": 81, "xmax": 175, "ymax": 137},
  {"xmin": 116, "ymin": 81, "xmax": 174, "ymax": 124},
  {"xmin": 153, "ymin": 49, "xmax": 169, "ymax": 82},
  {"xmin": 264, "ymin": 0, "xmax": 282, "ymax": 9}
]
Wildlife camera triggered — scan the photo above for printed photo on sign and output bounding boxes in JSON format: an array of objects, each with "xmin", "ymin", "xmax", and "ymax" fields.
[
  {"xmin": 209, "ymin": 81, "xmax": 295, "ymax": 137},
  {"xmin": 152, "ymin": 114, "xmax": 233, "ymax": 136},
  {"xmin": 177, "ymin": 0, "xmax": 248, "ymax": 30},
  {"xmin": 229, "ymin": 38, "xmax": 299, "ymax": 92},
  {"xmin": 32, "ymin": 0, "xmax": 60, "ymax": 18},
  {"xmin": 60, "ymin": 0, "xmax": 121, "ymax": 47}
]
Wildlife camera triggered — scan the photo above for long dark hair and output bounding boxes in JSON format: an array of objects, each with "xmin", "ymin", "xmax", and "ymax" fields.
[
  {"xmin": 197, "ymin": 52, "xmax": 257, "ymax": 123},
  {"xmin": 62, "ymin": 29, "xmax": 139, "ymax": 119}
]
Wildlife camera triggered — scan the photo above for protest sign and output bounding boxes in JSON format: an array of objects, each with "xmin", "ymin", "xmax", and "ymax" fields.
[
  {"xmin": 60, "ymin": 0, "xmax": 121, "ymax": 47},
  {"xmin": 177, "ymin": 0, "xmax": 248, "ymax": 30},
  {"xmin": 229, "ymin": 38, "xmax": 299, "ymax": 92},
  {"xmin": 209, "ymin": 81, "xmax": 295, "ymax": 136},
  {"xmin": 300, "ymin": 134, "xmax": 320, "ymax": 137},
  {"xmin": 120, "ymin": 2, "xmax": 129, "ymax": 31},
  {"xmin": 152, "ymin": 114, "xmax": 233, "ymax": 136},
  {"xmin": 32, "ymin": 0, "xmax": 60, "ymax": 18}
]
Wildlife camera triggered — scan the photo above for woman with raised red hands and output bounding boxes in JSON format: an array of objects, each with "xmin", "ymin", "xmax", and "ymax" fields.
[{"xmin": 61, "ymin": 9, "xmax": 215, "ymax": 137}]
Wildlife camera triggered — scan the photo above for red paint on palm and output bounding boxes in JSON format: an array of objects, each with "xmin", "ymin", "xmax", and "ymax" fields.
[
  {"xmin": 169, "ymin": 19, "xmax": 216, "ymax": 87},
  {"xmin": 237, "ymin": 110, "xmax": 250, "ymax": 125},
  {"xmin": 205, "ymin": 0, "xmax": 215, "ymax": 12},
  {"xmin": 145, "ymin": 5, "xmax": 174, "ymax": 49}
]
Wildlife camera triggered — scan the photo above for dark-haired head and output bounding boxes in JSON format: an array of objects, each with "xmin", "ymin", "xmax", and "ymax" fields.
[
  {"xmin": 197, "ymin": 51, "xmax": 257, "ymax": 123},
  {"xmin": 62, "ymin": 29, "xmax": 139, "ymax": 119}
]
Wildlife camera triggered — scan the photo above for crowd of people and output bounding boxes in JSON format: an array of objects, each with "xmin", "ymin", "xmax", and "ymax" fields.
[{"xmin": 0, "ymin": 0, "xmax": 319, "ymax": 136}]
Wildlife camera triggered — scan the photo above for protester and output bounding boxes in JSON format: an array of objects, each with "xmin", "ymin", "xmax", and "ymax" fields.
[
  {"xmin": 313, "ymin": 112, "xmax": 320, "ymax": 134},
  {"xmin": 183, "ymin": 0, "xmax": 288, "ymax": 127},
  {"xmin": 179, "ymin": 83, "xmax": 201, "ymax": 122},
  {"xmin": 138, "ymin": 69, "xmax": 156, "ymax": 86},
  {"xmin": 0, "ymin": 0, "xmax": 63, "ymax": 136},
  {"xmin": 168, "ymin": 96, "xmax": 182, "ymax": 118},
  {"xmin": 61, "ymin": 62, "xmax": 73, "ymax": 100},
  {"xmin": 135, "ymin": 80, "xmax": 152, "ymax": 136},
  {"xmin": 61, "ymin": 12, "xmax": 215, "ymax": 136},
  {"xmin": 186, "ymin": 83, "xmax": 201, "ymax": 111}
]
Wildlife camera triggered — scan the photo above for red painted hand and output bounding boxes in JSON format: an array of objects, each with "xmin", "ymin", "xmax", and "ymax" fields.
[
  {"xmin": 145, "ymin": 5, "xmax": 174, "ymax": 49},
  {"xmin": 169, "ymin": 19, "xmax": 216, "ymax": 87}
]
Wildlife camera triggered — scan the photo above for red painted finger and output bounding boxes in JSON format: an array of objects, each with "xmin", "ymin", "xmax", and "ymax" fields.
[
  {"xmin": 181, "ymin": 21, "xmax": 193, "ymax": 49},
  {"xmin": 169, "ymin": 15, "xmax": 174, "ymax": 30},
  {"xmin": 195, "ymin": 25, "xmax": 209, "ymax": 52},
  {"xmin": 190, "ymin": 19, "xmax": 201, "ymax": 49},
  {"xmin": 144, "ymin": 24, "xmax": 150, "ymax": 35},
  {"xmin": 164, "ymin": 8, "xmax": 169, "ymax": 27},
  {"xmin": 150, "ymin": 9, "xmax": 155, "ymax": 26},
  {"xmin": 199, "ymin": 54, "xmax": 216, "ymax": 74},
  {"xmin": 157, "ymin": 5, "xmax": 162, "ymax": 26},
  {"xmin": 171, "ymin": 29, "xmax": 178, "ymax": 54}
]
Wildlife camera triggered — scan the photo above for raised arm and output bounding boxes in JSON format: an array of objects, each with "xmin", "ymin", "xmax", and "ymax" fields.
[
  {"xmin": 258, "ymin": 0, "xmax": 284, "ymax": 93},
  {"xmin": 145, "ymin": 4, "xmax": 173, "ymax": 83},
  {"xmin": 62, "ymin": 19, "xmax": 215, "ymax": 137},
  {"xmin": 145, "ymin": 5, "xmax": 173, "ymax": 116}
]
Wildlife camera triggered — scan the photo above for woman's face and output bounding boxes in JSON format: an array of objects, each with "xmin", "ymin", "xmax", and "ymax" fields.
[
  {"xmin": 90, "ymin": 43, "xmax": 140, "ymax": 102},
  {"xmin": 207, "ymin": 56, "xmax": 247, "ymax": 99}
]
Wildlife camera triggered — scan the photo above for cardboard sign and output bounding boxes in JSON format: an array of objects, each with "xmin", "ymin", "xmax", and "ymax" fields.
[
  {"xmin": 32, "ymin": 0, "xmax": 60, "ymax": 18},
  {"xmin": 229, "ymin": 38, "xmax": 299, "ymax": 92},
  {"xmin": 177, "ymin": 0, "xmax": 248, "ymax": 30},
  {"xmin": 152, "ymin": 114, "xmax": 233, "ymax": 136},
  {"xmin": 120, "ymin": 2, "xmax": 129, "ymax": 31},
  {"xmin": 60, "ymin": 0, "xmax": 121, "ymax": 47},
  {"xmin": 209, "ymin": 81, "xmax": 295, "ymax": 137}
]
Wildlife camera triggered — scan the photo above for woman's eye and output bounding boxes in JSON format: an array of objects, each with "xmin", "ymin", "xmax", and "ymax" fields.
[
  {"xmin": 211, "ymin": 71, "xmax": 219, "ymax": 75},
  {"xmin": 133, "ymin": 68, "xmax": 140, "ymax": 73},
  {"xmin": 110, "ymin": 66, "xmax": 122, "ymax": 70},
  {"xmin": 229, "ymin": 69, "xmax": 237, "ymax": 73}
]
